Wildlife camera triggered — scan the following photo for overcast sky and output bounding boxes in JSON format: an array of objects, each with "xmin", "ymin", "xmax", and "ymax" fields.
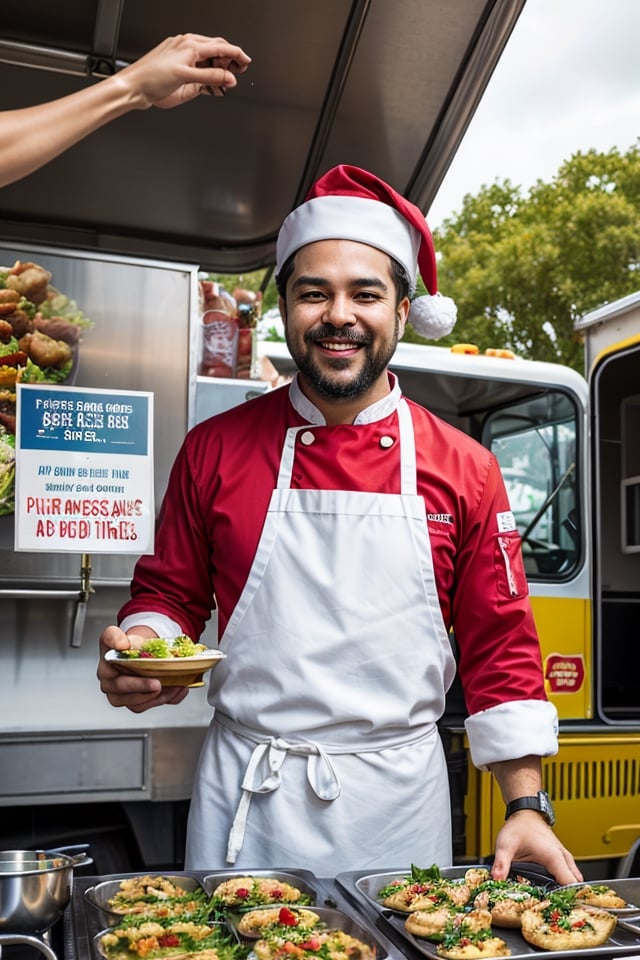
[{"xmin": 428, "ymin": 0, "xmax": 640, "ymax": 228}]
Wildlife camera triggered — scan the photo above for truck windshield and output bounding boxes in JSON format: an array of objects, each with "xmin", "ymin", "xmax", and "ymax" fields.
[{"xmin": 484, "ymin": 391, "xmax": 580, "ymax": 579}]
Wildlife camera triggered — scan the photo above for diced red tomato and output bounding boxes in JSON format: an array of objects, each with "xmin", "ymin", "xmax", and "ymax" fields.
[
  {"xmin": 158, "ymin": 934, "xmax": 181, "ymax": 947},
  {"xmin": 279, "ymin": 908, "xmax": 299, "ymax": 926},
  {"xmin": 299, "ymin": 938, "xmax": 321, "ymax": 951},
  {"xmin": 236, "ymin": 888, "xmax": 250, "ymax": 899}
]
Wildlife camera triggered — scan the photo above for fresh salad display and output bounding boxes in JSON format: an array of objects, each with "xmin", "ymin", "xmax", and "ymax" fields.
[
  {"xmin": 118, "ymin": 636, "xmax": 208, "ymax": 660},
  {"xmin": 0, "ymin": 259, "xmax": 92, "ymax": 516}
]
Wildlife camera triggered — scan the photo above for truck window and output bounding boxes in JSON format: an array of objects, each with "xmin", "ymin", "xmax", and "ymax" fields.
[{"xmin": 484, "ymin": 392, "xmax": 580, "ymax": 580}]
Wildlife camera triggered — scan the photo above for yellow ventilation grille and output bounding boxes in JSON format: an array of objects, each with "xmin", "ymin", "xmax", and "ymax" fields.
[
  {"xmin": 545, "ymin": 756, "xmax": 640, "ymax": 801},
  {"xmin": 542, "ymin": 736, "xmax": 640, "ymax": 859}
]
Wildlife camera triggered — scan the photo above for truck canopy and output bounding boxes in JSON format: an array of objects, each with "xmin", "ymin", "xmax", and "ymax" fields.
[{"xmin": 0, "ymin": 0, "xmax": 525, "ymax": 271}]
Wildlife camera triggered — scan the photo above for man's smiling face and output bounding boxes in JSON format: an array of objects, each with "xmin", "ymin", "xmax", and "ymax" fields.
[{"xmin": 279, "ymin": 239, "xmax": 409, "ymax": 420}]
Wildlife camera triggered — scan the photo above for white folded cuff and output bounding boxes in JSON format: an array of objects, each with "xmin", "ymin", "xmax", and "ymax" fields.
[
  {"xmin": 464, "ymin": 699, "xmax": 559, "ymax": 771},
  {"xmin": 119, "ymin": 612, "xmax": 184, "ymax": 639}
]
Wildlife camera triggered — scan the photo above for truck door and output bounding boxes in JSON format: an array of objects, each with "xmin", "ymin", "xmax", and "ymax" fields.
[
  {"xmin": 482, "ymin": 383, "xmax": 592, "ymax": 722},
  {"xmin": 590, "ymin": 337, "xmax": 640, "ymax": 723}
]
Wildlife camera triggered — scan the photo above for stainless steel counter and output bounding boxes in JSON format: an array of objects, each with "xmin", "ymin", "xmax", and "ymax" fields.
[
  {"xmin": 64, "ymin": 871, "xmax": 413, "ymax": 960},
  {"xmin": 7, "ymin": 868, "xmax": 639, "ymax": 960}
]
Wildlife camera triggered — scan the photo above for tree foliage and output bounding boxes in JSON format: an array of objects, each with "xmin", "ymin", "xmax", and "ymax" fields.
[{"xmin": 418, "ymin": 143, "xmax": 640, "ymax": 370}]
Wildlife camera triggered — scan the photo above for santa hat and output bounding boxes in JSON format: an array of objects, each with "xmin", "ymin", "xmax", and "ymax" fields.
[{"xmin": 276, "ymin": 164, "xmax": 456, "ymax": 339}]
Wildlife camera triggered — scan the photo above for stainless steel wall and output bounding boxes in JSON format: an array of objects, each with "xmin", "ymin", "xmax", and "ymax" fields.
[{"xmin": 0, "ymin": 243, "xmax": 213, "ymax": 796}]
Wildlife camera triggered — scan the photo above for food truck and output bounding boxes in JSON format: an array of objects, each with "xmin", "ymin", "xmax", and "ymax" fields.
[{"xmin": 1, "ymin": 0, "xmax": 638, "ymax": 888}]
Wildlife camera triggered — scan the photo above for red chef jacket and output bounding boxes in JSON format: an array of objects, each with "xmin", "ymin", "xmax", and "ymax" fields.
[{"xmin": 120, "ymin": 374, "xmax": 547, "ymax": 722}]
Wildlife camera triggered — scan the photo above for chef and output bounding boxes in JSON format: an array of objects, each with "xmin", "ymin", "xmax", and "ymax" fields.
[{"xmin": 98, "ymin": 164, "xmax": 582, "ymax": 884}]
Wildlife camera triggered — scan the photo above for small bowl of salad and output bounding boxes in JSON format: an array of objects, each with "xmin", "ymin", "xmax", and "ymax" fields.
[{"xmin": 105, "ymin": 635, "xmax": 226, "ymax": 687}]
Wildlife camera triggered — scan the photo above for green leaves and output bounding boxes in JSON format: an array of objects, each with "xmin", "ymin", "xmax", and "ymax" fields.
[{"xmin": 427, "ymin": 142, "xmax": 640, "ymax": 370}]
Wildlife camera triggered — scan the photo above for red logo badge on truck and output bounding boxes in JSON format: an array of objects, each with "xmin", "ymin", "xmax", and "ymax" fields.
[{"xmin": 545, "ymin": 654, "xmax": 585, "ymax": 692}]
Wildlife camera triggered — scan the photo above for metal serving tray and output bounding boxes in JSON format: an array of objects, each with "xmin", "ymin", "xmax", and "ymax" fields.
[
  {"xmin": 342, "ymin": 865, "xmax": 555, "ymax": 917},
  {"xmin": 381, "ymin": 910, "xmax": 640, "ymax": 960},
  {"xmin": 83, "ymin": 874, "xmax": 207, "ymax": 927},
  {"xmin": 556, "ymin": 879, "xmax": 640, "ymax": 917},
  {"xmin": 336, "ymin": 868, "xmax": 640, "ymax": 960},
  {"xmin": 202, "ymin": 868, "xmax": 320, "ymax": 907},
  {"xmin": 227, "ymin": 904, "xmax": 389, "ymax": 958},
  {"xmin": 92, "ymin": 920, "xmax": 234, "ymax": 960}
]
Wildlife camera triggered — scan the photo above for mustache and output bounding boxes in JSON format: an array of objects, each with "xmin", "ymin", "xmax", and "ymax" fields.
[{"xmin": 305, "ymin": 324, "xmax": 370, "ymax": 344}]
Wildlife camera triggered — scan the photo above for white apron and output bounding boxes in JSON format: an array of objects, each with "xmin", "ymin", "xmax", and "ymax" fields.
[{"xmin": 185, "ymin": 398, "xmax": 457, "ymax": 873}]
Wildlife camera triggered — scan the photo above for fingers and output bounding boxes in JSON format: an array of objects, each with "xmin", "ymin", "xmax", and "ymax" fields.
[
  {"xmin": 186, "ymin": 34, "xmax": 252, "ymax": 72},
  {"xmin": 492, "ymin": 814, "xmax": 584, "ymax": 885},
  {"xmin": 490, "ymin": 852, "xmax": 511, "ymax": 882},
  {"xmin": 558, "ymin": 848, "xmax": 584, "ymax": 884},
  {"xmin": 101, "ymin": 679, "xmax": 189, "ymax": 713}
]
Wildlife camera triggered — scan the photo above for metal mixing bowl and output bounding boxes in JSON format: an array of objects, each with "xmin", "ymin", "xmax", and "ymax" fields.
[{"xmin": 0, "ymin": 846, "xmax": 92, "ymax": 935}]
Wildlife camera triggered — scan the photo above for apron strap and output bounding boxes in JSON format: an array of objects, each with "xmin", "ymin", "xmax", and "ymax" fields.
[{"xmin": 397, "ymin": 398, "xmax": 417, "ymax": 496}]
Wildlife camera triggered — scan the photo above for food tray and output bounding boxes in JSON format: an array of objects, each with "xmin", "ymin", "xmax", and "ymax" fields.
[
  {"xmin": 83, "ymin": 874, "xmax": 207, "ymax": 926},
  {"xmin": 556, "ymin": 878, "xmax": 640, "ymax": 916},
  {"xmin": 343, "ymin": 864, "xmax": 555, "ymax": 917},
  {"xmin": 381, "ymin": 910, "xmax": 640, "ymax": 960},
  {"xmin": 227, "ymin": 904, "xmax": 389, "ymax": 957},
  {"xmin": 202, "ymin": 868, "xmax": 320, "ymax": 908},
  {"xmin": 67, "ymin": 872, "xmax": 227, "ymax": 960},
  {"xmin": 92, "ymin": 920, "xmax": 235, "ymax": 960},
  {"xmin": 336, "ymin": 869, "xmax": 640, "ymax": 960}
]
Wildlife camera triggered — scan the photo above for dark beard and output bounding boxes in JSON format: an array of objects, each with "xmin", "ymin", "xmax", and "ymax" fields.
[{"xmin": 287, "ymin": 320, "xmax": 400, "ymax": 400}]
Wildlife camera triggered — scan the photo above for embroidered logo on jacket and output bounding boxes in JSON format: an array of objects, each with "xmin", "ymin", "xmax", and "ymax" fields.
[{"xmin": 427, "ymin": 513, "xmax": 454, "ymax": 524}]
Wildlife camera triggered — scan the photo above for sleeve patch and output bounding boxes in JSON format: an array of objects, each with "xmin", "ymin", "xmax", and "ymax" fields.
[{"xmin": 496, "ymin": 510, "xmax": 517, "ymax": 532}]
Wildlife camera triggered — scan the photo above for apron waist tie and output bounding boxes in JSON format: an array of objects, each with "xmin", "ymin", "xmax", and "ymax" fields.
[
  {"xmin": 217, "ymin": 714, "xmax": 342, "ymax": 864},
  {"xmin": 214, "ymin": 711, "xmax": 438, "ymax": 863}
]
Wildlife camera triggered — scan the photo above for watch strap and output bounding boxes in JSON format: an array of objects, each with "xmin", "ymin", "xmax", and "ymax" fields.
[{"xmin": 505, "ymin": 792, "xmax": 554, "ymax": 825}]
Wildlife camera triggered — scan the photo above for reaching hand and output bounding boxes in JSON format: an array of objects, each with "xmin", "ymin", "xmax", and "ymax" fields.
[
  {"xmin": 492, "ymin": 810, "xmax": 583, "ymax": 885},
  {"xmin": 118, "ymin": 33, "xmax": 252, "ymax": 109}
]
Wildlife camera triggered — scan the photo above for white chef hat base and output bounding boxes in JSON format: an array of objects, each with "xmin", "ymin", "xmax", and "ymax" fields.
[{"xmin": 276, "ymin": 195, "xmax": 421, "ymax": 286}]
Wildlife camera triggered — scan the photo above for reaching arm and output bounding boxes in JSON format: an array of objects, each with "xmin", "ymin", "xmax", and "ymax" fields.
[
  {"xmin": 0, "ymin": 32, "xmax": 251, "ymax": 187},
  {"xmin": 489, "ymin": 756, "xmax": 582, "ymax": 884}
]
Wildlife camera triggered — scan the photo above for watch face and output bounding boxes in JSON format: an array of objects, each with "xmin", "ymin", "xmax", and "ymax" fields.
[{"xmin": 538, "ymin": 790, "xmax": 556, "ymax": 825}]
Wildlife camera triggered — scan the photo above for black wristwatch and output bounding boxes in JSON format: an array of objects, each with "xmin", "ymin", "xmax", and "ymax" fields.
[{"xmin": 505, "ymin": 790, "xmax": 555, "ymax": 826}]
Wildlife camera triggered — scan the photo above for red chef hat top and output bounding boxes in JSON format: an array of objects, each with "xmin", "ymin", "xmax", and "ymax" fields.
[{"xmin": 276, "ymin": 164, "xmax": 456, "ymax": 339}]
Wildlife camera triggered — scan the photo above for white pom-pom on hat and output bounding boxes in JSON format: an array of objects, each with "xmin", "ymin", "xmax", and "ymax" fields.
[
  {"xmin": 276, "ymin": 164, "xmax": 456, "ymax": 339},
  {"xmin": 409, "ymin": 292, "xmax": 457, "ymax": 340}
]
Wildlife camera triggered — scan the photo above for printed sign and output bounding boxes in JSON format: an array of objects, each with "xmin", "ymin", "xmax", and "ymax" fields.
[{"xmin": 15, "ymin": 384, "xmax": 154, "ymax": 553}]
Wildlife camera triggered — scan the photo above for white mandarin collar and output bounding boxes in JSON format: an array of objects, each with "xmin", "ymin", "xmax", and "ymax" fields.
[{"xmin": 288, "ymin": 372, "xmax": 402, "ymax": 425}]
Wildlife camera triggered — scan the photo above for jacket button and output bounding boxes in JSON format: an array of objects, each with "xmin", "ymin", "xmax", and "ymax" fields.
[
  {"xmin": 380, "ymin": 435, "xmax": 394, "ymax": 448},
  {"xmin": 300, "ymin": 430, "xmax": 315, "ymax": 445}
]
